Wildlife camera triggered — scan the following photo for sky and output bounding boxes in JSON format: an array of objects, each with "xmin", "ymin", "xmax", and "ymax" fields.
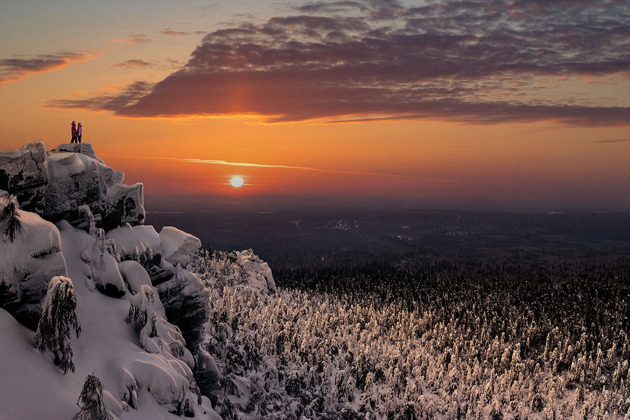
[{"xmin": 1, "ymin": 0, "xmax": 629, "ymax": 212}]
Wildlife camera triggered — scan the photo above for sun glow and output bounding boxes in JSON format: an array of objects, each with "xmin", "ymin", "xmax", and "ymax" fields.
[{"xmin": 230, "ymin": 176, "xmax": 244, "ymax": 188}]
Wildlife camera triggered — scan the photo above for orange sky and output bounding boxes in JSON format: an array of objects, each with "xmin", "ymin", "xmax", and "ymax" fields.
[{"xmin": 1, "ymin": 1, "xmax": 629, "ymax": 211}]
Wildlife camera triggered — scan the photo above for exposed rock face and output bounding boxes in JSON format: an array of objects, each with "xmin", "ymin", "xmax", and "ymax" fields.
[
  {"xmin": 0, "ymin": 142, "xmax": 48, "ymax": 213},
  {"xmin": 0, "ymin": 142, "xmax": 144, "ymax": 231},
  {"xmin": 155, "ymin": 264, "xmax": 209, "ymax": 350},
  {"xmin": 0, "ymin": 207, "xmax": 68, "ymax": 330},
  {"xmin": 160, "ymin": 226, "xmax": 202, "ymax": 267},
  {"xmin": 100, "ymin": 183, "xmax": 145, "ymax": 231},
  {"xmin": 45, "ymin": 152, "xmax": 108, "ymax": 217}
]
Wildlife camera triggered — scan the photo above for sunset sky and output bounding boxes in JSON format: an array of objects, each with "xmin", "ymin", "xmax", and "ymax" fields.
[{"xmin": 1, "ymin": 0, "xmax": 629, "ymax": 211}]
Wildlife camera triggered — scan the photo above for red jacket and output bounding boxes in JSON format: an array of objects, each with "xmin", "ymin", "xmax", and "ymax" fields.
[{"xmin": 71, "ymin": 122, "xmax": 77, "ymax": 136}]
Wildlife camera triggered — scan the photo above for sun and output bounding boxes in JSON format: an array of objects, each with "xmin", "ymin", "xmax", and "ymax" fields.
[{"xmin": 230, "ymin": 176, "xmax": 244, "ymax": 188}]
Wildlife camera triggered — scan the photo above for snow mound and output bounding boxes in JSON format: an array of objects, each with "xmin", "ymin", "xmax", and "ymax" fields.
[
  {"xmin": 79, "ymin": 228, "xmax": 126, "ymax": 298},
  {"xmin": 0, "ymin": 205, "xmax": 67, "ymax": 329},
  {"xmin": 106, "ymin": 224, "xmax": 161, "ymax": 266},
  {"xmin": 118, "ymin": 260, "xmax": 152, "ymax": 295},
  {"xmin": 159, "ymin": 226, "xmax": 201, "ymax": 267}
]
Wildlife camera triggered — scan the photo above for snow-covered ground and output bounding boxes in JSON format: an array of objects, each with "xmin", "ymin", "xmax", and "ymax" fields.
[{"xmin": 1, "ymin": 215, "xmax": 221, "ymax": 419}]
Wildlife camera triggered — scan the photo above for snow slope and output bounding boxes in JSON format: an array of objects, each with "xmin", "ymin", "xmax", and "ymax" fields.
[{"xmin": 1, "ymin": 218, "xmax": 221, "ymax": 420}]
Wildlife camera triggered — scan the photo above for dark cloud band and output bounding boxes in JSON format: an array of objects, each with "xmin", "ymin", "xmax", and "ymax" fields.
[
  {"xmin": 0, "ymin": 52, "xmax": 94, "ymax": 84},
  {"xmin": 47, "ymin": 0, "xmax": 630, "ymax": 125}
]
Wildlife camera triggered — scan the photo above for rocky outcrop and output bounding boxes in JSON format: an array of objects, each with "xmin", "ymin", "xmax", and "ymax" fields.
[
  {"xmin": 0, "ymin": 206, "xmax": 68, "ymax": 330},
  {"xmin": 100, "ymin": 183, "xmax": 145, "ymax": 231},
  {"xmin": 106, "ymin": 224, "xmax": 162, "ymax": 267},
  {"xmin": 44, "ymin": 152, "xmax": 108, "ymax": 217},
  {"xmin": 0, "ymin": 142, "xmax": 144, "ymax": 231},
  {"xmin": 51, "ymin": 142, "xmax": 101, "ymax": 161},
  {"xmin": 237, "ymin": 249, "xmax": 277, "ymax": 294},
  {"xmin": 105, "ymin": 223, "xmax": 209, "ymax": 351},
  {"xmin": 155, "ymin": 264, "xmax": 209, "ymax": 350},
  {"xmin": 160, "ymin": 226, "xmax": 201, "ymax": 267},
  {"xmin": 0, "ymin": 142, "xmax": 48, "ymax": 213}
]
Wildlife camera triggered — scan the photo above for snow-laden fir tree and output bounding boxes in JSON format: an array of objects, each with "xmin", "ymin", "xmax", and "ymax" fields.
[
  {"xmin": 73, "ymin": 373, "xmax": 112, "ymax": 420},
  {"xmin": 34, "ymin": 276, "xmax": 81, "ymax": 373},
  {"xmin": 0, "ymin": 193, "xmax": 23, "ymax": 242}
]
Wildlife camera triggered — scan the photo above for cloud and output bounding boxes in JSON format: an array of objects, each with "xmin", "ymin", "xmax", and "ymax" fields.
[
  {"xmin": 0, "ymin": 52, "xmax": 96, "ymax": 84},
  {"xmin": 113, "ymin": 59, "xmax": 151, "ymax": 68},
  {"xmin": 589, "ymin": 138, "xmax": 630, "ymax": 144},
  {"xmin": 49, "ymin": 0, "xmax": 630, "ymax": 125},
  {"xmin": 112, "ymin": 33, "xmax": 152, "ymax": 44},
  {"xmin": 159, "ymin": 29, "xmax": 188, "ymax": 36},
  {"xmin": 46, "ymin": 81, "xmax": 153, "ymax": 112},
  {"xmin": 100, "ymin": 153, "xmax": 452, "ymax": 181}
]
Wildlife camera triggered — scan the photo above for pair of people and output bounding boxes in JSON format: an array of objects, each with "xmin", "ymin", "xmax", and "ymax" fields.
[{"xmin": 70, "ymin": 121, "xmax": 83, "ymax": 143}]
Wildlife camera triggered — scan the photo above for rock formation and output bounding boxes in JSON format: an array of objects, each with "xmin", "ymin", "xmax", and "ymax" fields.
[
  {"xmin": 0, "ymin": 141, "xmax": 277, "ymax": 420},
  {"xmin": 0, "ymin": 142, "xmax": 144, "ymax": 231},
  {"xmin": 0, "ymin": 142, "xmax": 48, "ymax": 213}
]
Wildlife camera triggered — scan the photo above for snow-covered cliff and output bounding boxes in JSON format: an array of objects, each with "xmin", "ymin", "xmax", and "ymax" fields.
[
  {"xmin": 0, "ymin": 142, "xmax": 276, "ymax": 420},
  {"xmin": 0, "ymin": 142, "xmax": 144, "ymax": 231}
]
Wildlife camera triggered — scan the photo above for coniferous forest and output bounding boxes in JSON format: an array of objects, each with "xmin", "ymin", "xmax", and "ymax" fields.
[{"xmin": 189, "ymin": 246, "xmax": 630, "ymax": 419}]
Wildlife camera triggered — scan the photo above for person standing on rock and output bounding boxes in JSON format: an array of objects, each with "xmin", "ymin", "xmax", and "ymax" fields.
[
  {"xmin": 77, "ymin": 122, "xmax": 82, "ymax": 143},
  {"xmin": 70, "ymin": 121, "xmax": 77, "ymax": 143}
]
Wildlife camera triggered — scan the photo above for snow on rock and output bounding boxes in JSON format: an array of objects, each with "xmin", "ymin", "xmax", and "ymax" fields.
[
  {"xmin": 100, "ymin": 183, "xmax": 145, "ymax": 231},
  {"xmin": 52, "ymin": 142, "xmax": 101, "ymax": 161},
  {"xmin": 0, "ymin": 205, "xmax": 67, "ymax": 330},
  {"xmin": 106, "ymin": 224, "xmax": 161, "ymax": 267},
  {"xmin": 0, "ymin": 142, "xmax": 144, "ymax": 231},
  {"xmin": 45, "ymin": 152, "xmax": 109, "ymax": 216},
  {"xmin": 107, "ymin": 224, "xmax": 210, "ymax": 350},
  {"xmin": 195, "ymin": 347, "xmax": 222, "ymax": 397},
  {"xmin": 45, "ymin": 149, "xmax": 145, "ymax": 230},
  {"xmin": 127, "ymin": 284, "xmax": 195, "ymax": 369},
  {"xmin": 0, "ymin": 307, "xmax": 84, "ymax": 420},
  {"xmin": 159, "ymin": 226, "xmax": 201, "ymax": 267},
  {"xmin": 0, "ymin": 141, "xmax": 48, "ymax": 213},
  {"xmin": 236, "ymin": 249, "xmax": 277, "ymax": 294},
  {"xmin": 79, "ymin": 228, "xmax": 126, "ymax": 298},
  {"xmin": 64, "ymin": 221, "xmax": 220, "ymax": 419},
  {"xmin": 118, "ymin": 260, "xmax": 152, "ymax": 295},
  {"xmin": 191, "ymin": 249, "xmax": 276, "ymax": 295}
]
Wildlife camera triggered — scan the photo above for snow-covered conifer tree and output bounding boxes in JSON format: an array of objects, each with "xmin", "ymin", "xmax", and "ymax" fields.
[
  {"xmin": 34, "ymin": 276, "xmax": 81, "ymax": 373},
  {"xmin": 0, "ymin": 193, "xmax": 23, "ymax": 242},
  {"xmin": 73, "ymin": 373, "xmax": 112, "ymax": 420}
]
